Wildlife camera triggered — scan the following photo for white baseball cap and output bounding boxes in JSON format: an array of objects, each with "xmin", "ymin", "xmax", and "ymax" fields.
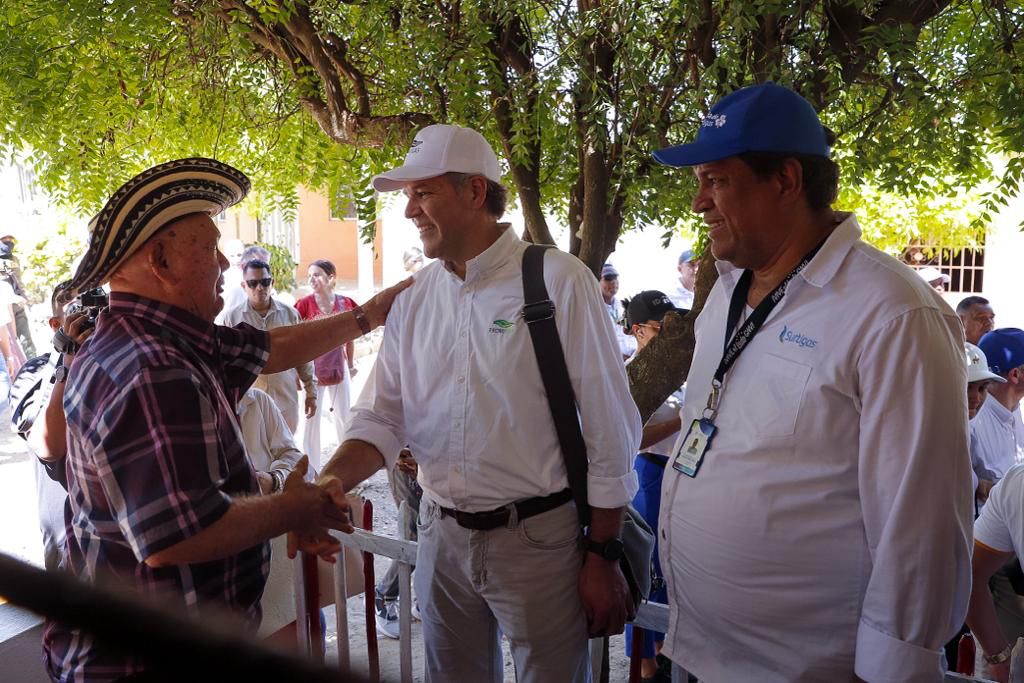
[
  {"xmin": 917, "ymin": 266, "xmax": 950, "ymax": 285},
  {"xmin": 966, "ymin": 342, "xmax": 1007, "ymax": 384},
  {"xmin": 372, "ymin": 124, "xmax": 502, "ymax": 192}
]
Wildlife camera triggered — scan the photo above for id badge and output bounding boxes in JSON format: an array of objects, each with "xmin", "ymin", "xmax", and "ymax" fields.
[{"xmin": 671, "ymin": 418, "xmax": 717, "ymax": 478}]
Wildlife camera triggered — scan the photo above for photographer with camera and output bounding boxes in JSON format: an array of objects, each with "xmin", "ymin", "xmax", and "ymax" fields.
[{"xmin": 9, "ymin": 286, "xmax": 97, "ymax": 571}]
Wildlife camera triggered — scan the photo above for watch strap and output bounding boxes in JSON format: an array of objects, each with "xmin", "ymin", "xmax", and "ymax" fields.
[
  {"xmin": 984, "ymin": 644, "xmax": 1013, "ymax": 665},
  {"xmin": 352, "ymin": 305, "xmax": 371, "ymax": 336}
]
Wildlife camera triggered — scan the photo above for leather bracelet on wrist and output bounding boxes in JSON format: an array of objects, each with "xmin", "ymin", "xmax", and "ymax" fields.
[
  {"xmin": 270, "ymin": 469, "xmax": 287, "ymax": 493},
  {"xmin": 352, "ymin": 305, "xmax": 371, "ymax": 336},
  {"xmin": 984, "ymin": 644, "xmax": 1012, "ymax": 665}
]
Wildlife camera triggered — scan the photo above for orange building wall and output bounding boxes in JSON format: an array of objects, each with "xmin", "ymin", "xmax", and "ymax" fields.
[{"xmin": 296, "ymin": 187, "xmax": 361, "ymax": 289}]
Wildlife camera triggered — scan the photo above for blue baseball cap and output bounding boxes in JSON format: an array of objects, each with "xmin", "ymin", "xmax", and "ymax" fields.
[
  {"xmin": 978, "ymin": 328, "xmax": 1024, "ymax": 376},
  {"xmin": 678, "ymin": 249, "xmax": 695, "ymax": 264},
  {"xmin": 653, "ymin": 83, "xmax": 830, "ymax": 168}
]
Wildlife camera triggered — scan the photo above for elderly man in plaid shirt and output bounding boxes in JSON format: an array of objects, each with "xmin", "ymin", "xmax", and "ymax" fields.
[{"xmin": 41, "ymin": 158, "xmax": 409, "ymax": 683}]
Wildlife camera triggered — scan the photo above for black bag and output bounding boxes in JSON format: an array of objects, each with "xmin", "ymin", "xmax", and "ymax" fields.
[{"xmin": 520, "ymin": 244, "xmax": 655, "ymax": 605}]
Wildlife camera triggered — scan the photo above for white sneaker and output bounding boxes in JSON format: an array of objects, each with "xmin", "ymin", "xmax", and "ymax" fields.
[
  {"xmin": 374, "ymin": 594, "xmax": 400, "ymax": 640},
  {"xmin": 411, "ymin": 599, "xmax": 422, "ymax": 622}
]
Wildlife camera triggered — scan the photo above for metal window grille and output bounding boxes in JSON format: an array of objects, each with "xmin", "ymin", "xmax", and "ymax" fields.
[{"xmin": 902, "ymin": 241, "xmax": 986, "ymax": 294}]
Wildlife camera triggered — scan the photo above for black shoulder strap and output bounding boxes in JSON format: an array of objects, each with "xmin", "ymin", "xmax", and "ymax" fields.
[{"xmin": 521, "ymin": 245, "xmax": 591, "ymax": 528}]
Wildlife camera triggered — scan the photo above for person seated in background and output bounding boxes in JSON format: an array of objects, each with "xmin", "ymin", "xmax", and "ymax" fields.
[
  {"xmin": 223, "ymin": 259, "xmax": 317, "ymax": 432},
  {"xmin": 235, "ymin": 387, "xmax": 310, "ymax": 645},
  {"xmin": 622, "ymin": 290, "xmax": 687, "ymax": 683}
]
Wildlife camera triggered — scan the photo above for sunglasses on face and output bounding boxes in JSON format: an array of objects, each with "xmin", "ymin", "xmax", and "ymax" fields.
[{"xmin": 245, "ymin": 278, "xmax": 273, "ymax": 289}]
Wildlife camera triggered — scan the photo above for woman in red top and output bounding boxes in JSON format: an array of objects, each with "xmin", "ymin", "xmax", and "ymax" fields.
[{"xmin": 295, "ymin": 259, "xmax": 358, "ymax": 468}]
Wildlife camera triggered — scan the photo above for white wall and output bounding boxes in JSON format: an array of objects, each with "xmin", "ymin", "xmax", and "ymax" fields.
[{"xmin": 982, "ymin": 188, "xmax": 1024, "ymax": 329}]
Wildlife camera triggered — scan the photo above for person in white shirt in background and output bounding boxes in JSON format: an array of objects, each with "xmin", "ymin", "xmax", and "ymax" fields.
[
  {"xmin": 652, "ymin": 82, "xmax": 971, "ymax": 682},
  {"xmin": 971, "ymin": 329, "xmax": 1024, "ymax": 501},
  {"xmin": 621, "ymin": 290, "xmax": 686, "ymax": 683},
  {"xmin": 967, "ymin": 336, "xmax": 1024, "ymax": 682},
  {"xmin": 599, "ymin": 263, "xmax": 637, "ymax": 360},
  {"xmin": 223, "ymin": 259, "xmax": 317, "ymax": 432},
  {"xmin": 667, "ymin": 250, "xmax": 697, "ymax": 310},
  {"xmin": 968, "ymin": 327, "xmax": 1024, "ymax": 673},
  {"xmin": 917, "ymin": 265, "xmax": 951, "ymax": 294},
  {"xmin": 312, "ymin": 123, "xmax": 641, "ymax": 683}
]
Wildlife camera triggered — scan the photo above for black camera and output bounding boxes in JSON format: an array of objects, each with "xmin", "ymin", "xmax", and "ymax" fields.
[{"xmin": 66, "ymin": 288, "xmax": 109, "ymax": 328}]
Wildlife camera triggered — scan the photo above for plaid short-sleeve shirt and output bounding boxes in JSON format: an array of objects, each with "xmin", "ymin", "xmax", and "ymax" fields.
[{"xmin": 43, "ymin": 292, "xmax": 271, "ymax": 683}]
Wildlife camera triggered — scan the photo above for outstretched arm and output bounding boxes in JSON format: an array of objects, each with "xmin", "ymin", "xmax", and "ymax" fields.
[{"xmin": 264, "ymin": 278, "xmax": 411, "ymax": 374}]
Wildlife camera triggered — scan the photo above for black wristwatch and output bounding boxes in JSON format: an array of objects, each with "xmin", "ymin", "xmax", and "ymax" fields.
[{"xmin": 584, "ymin": 537, "xmax": 624, "ymax": 562}]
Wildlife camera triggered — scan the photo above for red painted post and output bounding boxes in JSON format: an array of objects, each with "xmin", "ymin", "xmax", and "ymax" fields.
[
  {"xmin": 302, "ymin": 552, "xmax": 324, "ymax": 661},
  {"xmin": 628, "ymin": 628, "xmax": 644, "ymax": 683},
  {"xmin": 363, "ymin": 499, "xmax": 380, "ymax": 683},
  {"xmin": 956, "ymin": 633, "xmax": 975, "ymax": 675}
]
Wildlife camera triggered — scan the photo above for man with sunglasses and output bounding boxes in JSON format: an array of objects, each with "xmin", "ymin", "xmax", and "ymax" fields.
[{"xmin": 223, "ymin": 259, "xmax": 317, "ymax": 432}]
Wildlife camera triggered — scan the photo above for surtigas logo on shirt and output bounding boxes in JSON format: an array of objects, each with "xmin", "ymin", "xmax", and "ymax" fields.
[
  {"xmin": 489, "ymin": 319, "xmax": 514, "ymax": 334},
  {"xmin": 778, "ymin": 325, "xmax": 818, "ymax": 349}
]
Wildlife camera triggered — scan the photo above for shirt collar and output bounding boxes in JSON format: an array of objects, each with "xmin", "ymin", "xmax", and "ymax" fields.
[
  {"xmin": 713, "ymin": 211, "xmax": 860, "ymax": 290},
  {"xmin": 108, "ymin": 291, "xmax": 219, "ymax": 358},
  {"xmin": 982, "ymin": 393, "xmax": 1020, "ymax": 424},
  {"xmin": 446, "ymin": 223, "xmax": 518, "ymax": 284},
  {"xmin": 244, "ymin": 297, "xmax": 278, "ymax": 316}
]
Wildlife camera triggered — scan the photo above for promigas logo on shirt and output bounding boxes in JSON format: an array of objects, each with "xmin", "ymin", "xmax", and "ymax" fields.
[
  {"xmin": 489, "ymin": 319, "xmax": 514, "ymax": 335},
  {"xmin": 778, "ymin": 324, "xmax": 818, "ymax": 349}
]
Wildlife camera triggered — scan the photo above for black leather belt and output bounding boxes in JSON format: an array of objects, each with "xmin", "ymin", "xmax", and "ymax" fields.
[{"xmin": 439, "ymin": 489, "xmax": 573, "ymax": 531}]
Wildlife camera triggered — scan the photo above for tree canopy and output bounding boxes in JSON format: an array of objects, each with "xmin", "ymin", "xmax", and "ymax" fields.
[
  {"xmin": 2, "ymin": 0, "xmax": 1022, "ymax": 416},
  {"xmin": 2, "ymin": 1, "xmax": 1021, "ymax": 261}
]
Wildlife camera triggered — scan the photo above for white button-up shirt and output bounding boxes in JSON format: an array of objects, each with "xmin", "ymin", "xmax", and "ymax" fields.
[
  {"xmin": 346, "ymin": 226, "xmax": 640, "ymax": 512},
  {"xmin": 223, "ymin": 298, "xmax": 316, "ymax": 423},
  {"xmin": 970, "ymin": 394, "xmax": 1024, "ymax": 483},
  {"xmin": 660, "ymin": 213, "xmax": 972, "ymax": 682}
]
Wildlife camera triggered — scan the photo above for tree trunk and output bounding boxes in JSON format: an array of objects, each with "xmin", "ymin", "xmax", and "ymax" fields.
[{"xmin": 627, "ymin": 248, "xmax": 718, "ymax": 423}]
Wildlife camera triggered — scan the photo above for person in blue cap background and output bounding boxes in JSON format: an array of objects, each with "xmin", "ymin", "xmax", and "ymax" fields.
[
  {"xmin": 668, "ymin": 249, "xmax": 698, "ymax": 309},
  {"xmin": 652, "ymin": 82, "xmax": 972, "ymax": 681}
]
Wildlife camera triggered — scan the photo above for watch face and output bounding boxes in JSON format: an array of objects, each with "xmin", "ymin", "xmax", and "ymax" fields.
[{"xmin": 604, "ymin": 539, "xmax": 625, "ymax": 561}]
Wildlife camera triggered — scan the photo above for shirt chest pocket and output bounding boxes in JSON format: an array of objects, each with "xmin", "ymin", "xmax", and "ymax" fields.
[{"xmin": 737, "ymin": 352, "xmax": 813, "ymax": 438}]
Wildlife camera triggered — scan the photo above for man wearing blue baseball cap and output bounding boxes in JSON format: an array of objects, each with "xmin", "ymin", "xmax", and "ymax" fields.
[
  {"xmin": 668, "ymin": 249, "xmax": 698, "ymax": 309},
  {"xmin": 653, "ymin": 83, "xmax": 972, "ymax": 682}
]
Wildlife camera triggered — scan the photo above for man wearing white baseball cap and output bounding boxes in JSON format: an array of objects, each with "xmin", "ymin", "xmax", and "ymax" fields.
[
  {"xmin": 917, "ymin": 266, "xmax": 951, "ymax": 293},
  {"xmin": 318, "ymin": 124, "xmax": 641, "ymax": 682}
]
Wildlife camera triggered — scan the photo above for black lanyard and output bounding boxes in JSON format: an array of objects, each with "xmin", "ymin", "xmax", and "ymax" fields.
[{"xmin": 714, "ymin": 242, "xmax": 825, "ymax": 387}]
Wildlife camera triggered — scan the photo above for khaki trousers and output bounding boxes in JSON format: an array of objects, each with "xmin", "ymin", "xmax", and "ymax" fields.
[{"xmin": 414, "ymin": 495, "xmax": 591, "ymax": 683}]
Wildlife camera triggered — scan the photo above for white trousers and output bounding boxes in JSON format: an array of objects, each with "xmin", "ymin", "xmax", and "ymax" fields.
[
  {"xmin": 301, "ymin": 377, "xmax": 350, "ymax": 470},
  {"xmin": 414, "ymin": 495, "xmax": 590, "ymax": 683}
]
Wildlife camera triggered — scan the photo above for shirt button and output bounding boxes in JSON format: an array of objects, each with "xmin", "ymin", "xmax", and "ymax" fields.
[
  {"xmin": 457, "ymin": 376, "xmax": 465, "ymax": 383},
  {"xmin": 454, "ymin": 423, "xmax": 461, "ymax": 429}
]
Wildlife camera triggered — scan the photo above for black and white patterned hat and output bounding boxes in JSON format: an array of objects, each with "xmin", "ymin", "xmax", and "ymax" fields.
[{"xmin": 64, "ymin": 157, "xmax": 250, "ymax": 300}]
